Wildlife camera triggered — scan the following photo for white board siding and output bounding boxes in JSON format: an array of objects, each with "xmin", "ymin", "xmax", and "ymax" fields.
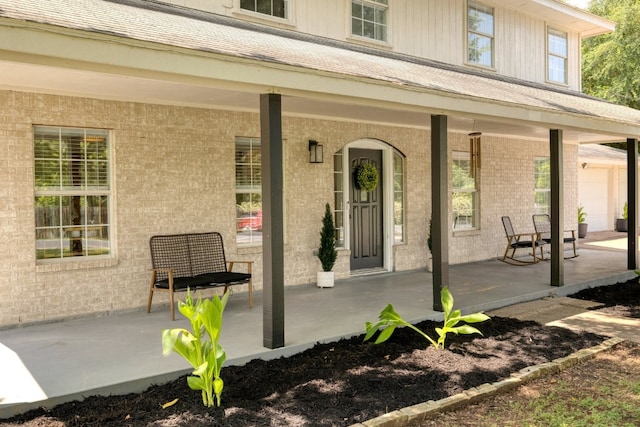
[{"xmin": 153, "ymin": 0, "xmax": 582, "ymax": 90}]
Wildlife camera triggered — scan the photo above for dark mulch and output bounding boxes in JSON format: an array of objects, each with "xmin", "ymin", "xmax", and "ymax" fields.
[{"xmin": 3, "ymin": 279, "xmax": 639, "ymax": 427}]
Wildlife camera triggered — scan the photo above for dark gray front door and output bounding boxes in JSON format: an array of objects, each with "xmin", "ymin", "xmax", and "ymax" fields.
[{"xmin": 350, "ymin": 148, "xmax": 383, "ymax": 270}]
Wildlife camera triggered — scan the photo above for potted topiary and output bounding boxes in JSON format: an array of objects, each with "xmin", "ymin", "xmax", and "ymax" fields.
[
  {"xmin": 426, "ymin": 217, "xmax": 433, "ymax": 272},
  {"xmin": 317, "ymin": 203, "xmax": 338, "ymax": 288},
  {"xmin": 616, "ymin": 202, "xmax": 628, "ymax": 232},
  {"xmin": 578, "ymin": 206, "xmax": 588, "ymax": 238}
]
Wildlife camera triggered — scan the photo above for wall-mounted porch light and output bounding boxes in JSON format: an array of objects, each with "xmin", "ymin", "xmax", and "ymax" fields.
[{"xmin": 309, "ymin": 140, "xmax": 323, "ymax": 163}]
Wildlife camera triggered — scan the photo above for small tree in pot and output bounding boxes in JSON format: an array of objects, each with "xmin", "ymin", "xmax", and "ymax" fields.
[
  {"xmin": 578, "ymin": 206, "xmax": 588, "ymax": 238},
  {"xmin": 317, "ymin": 203, "xmax": 338, "ymax": 288}
]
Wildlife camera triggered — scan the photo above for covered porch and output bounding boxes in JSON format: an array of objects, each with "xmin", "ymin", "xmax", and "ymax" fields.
[{"xmin": 0, "ymin": 236, "xmax": 635, "ymax": 419}]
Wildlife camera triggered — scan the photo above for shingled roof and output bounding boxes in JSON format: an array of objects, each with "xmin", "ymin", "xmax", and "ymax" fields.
[{"xmin": 2, "ymin": 0, "xmax": 640, "ymax": 132}]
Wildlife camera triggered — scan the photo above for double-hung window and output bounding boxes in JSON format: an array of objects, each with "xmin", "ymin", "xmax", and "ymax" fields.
[
  {"xmin": 452, "ymin": 151, "xmax": 478, "ymax": 230},
  {"xmin": 240, "ymin": 0, "xmax": 288, "ymax": 19},
  {"xmin": 235, "ymin": 137, "xmax": 262, "ymax": 246},
  {"xmin": 34, "ymin": 126, "xmax": 111, "ymax": 260},
  {"xmin": 534, "ymin": 157, "xmax": 551, "ymax": 215},
  {"xmin": 467, "ymin": 1, "xmax": 494, "ymax": 67},
  {"xmin": 351, "ymin": 0, "xmax": 388, "ymax": 42},
  {"xmin": 547, "ymin": 28, "xmax": 568, "ymax": 84}
]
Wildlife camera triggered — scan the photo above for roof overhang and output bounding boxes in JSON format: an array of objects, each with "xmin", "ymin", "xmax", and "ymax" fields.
[
  {"xmin": 510, "ymin": 0, "xmax": 615, "ymax": 38},
  {"xmin": 0, "ymin": 0, "xmax": 635, "ymax": 144}
]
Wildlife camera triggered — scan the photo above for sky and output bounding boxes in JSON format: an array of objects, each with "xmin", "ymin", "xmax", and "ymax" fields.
[{"xmin": 566, "ymin": 0, "xmax": 590, "ymax": 9}]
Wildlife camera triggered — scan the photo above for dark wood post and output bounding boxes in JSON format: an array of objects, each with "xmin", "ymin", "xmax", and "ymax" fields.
[
  {"xmin": 260, "ymin": 93, "xmax": 285, "ymax": 349},
  {"xmin": 431, "ymin": 114, "xmax": 449, "ymax": 311}
]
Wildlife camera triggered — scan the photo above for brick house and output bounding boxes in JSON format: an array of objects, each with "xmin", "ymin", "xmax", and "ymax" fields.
[{"xmin": 1, "ymin": 0, "xmax": 640, "ymax": 339}]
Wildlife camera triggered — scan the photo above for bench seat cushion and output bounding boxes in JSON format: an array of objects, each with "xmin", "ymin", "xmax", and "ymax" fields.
[
  {"xmin": 154, "ymin": 272, "xmax": 251, "ymax": 290},
  {"xmin": 197, "ymin": 271, "xmax": 251, "ymax": 284},
  {"xmin": 154, "ymin": 276, "xmax": 224, "ymax": 290}
]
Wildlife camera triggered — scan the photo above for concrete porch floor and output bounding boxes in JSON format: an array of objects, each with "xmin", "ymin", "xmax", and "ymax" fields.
[{"xmin": 0, "ymin": 232, "xmax": 636, "ymax": 419}]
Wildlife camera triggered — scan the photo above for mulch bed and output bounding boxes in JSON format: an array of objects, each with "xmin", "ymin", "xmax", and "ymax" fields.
[{"xmin": 2, "ymin": 279, "xmax": 639, "ymax": 427}]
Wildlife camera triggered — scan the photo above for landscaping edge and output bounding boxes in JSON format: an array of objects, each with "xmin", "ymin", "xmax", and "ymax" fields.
[{"xmin": 350, "ymin": 337, "xmax": 626, "ymax": 427}]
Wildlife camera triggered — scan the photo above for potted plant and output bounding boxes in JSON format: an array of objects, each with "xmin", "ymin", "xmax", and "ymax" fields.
[
  {"xmin": 616, "ymin": 202, "xmax": 628, "ymax": 232},
  {"xmin": 578, "ymin": 206, "xmax": 588, "ymax": 238},
  {"xmin": 317, "ymin": 203, "xmax": 338, "ymax": 288},
  {"xmin": 426, "ymin": 217, "xmax": 433, "ymax": 272}
]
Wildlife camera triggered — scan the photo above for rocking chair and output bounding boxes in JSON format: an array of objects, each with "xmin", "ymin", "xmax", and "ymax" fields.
[
  {"xmin": 501, "ymin": 216, "xmax": 546, "ymax": 265},
  {"xmin": 532, "ymin": 214, "xmax": 578, "ymax": 259}
]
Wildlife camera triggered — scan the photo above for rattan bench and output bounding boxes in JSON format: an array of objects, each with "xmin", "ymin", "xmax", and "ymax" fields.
[{"xmin": 147, "ymin": 232, "xmax": 253, "ymax": 320}]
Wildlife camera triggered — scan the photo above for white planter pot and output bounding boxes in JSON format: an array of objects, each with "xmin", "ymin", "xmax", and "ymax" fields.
[{"xmin": 317, "ymin": 271, "xmax": 335, "ymax": 288}]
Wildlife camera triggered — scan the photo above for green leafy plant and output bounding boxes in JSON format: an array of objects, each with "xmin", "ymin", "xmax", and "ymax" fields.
[
  {"xmin": 162, "ymin": 290, "xmax": 229, "ymax": 407},
  {"xmin": 318, "ymin": 203, "xmax": 338, "ymax": 272},
  {"xmin": 364, "ymin": 287, "xmax": 490, "ymax": 350},
  {"xmin": 354, "ymin": 163, "xmax": 379, "ymax": 191},
  {"xmin": 578, "ymin": 206, "xmax": 587, "ymax": 223},
  {"xmin": 624, "ymin": 202, "xmax": 628, "ymax": 220}
]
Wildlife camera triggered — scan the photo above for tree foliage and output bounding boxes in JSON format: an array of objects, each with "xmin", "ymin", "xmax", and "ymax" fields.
[{"xmin": 582, "ymin": 0, "xmax": 640, "ymax": 109}]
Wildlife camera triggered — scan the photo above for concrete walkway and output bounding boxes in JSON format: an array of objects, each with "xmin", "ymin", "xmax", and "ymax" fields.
[{"xmin": 0, "ymin": 236, "xmax": 636, "ymax": 419}]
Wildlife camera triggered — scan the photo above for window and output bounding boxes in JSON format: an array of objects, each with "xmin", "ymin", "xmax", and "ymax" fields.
[
  {"xmin": 393, "ymin": 151, "xmax": 405, "ymax": 243},
  {"xmin": 351, "ymin": 0, "xmax": 388, "ymax": 42},
  {"xmin": 333, "ymin": 150, "xmax": 345, "ymax": 248},
  {"xmin": 236, "ymin": 137, "xmax": 262, "ymax": 245},
  {"xmin": 548, "ymin": 28, "xmax": 568, "ymax": 84},
  {"xmin": 240, "ymin": 0, "xmax": 288, "ymax": 19},
  {"xmin": 534, "ymin": 157, "xmax": 550, "ymax": 215},
  {"xmin": 34, "ymin": 126, "xmax": 111, "ymax": 260},
  {"xmin": 467, "ymin": 1, "xmax": 494, "ymax": 67},
  {"xmin": 452, "ymin": 151, "xmax": 478, "ymax": 230}
]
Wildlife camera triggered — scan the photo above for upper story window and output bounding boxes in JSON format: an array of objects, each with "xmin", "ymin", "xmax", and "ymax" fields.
[
  {"xmin": 34, "ymin": 126, "xmax": 111, "ymax": 261},
  {"xmin": 467, "ymin": 1, "xmax": 494, "ymax": 67},
  {"xmin": 240, "ymin": 0, "xmax": 288, "ymax": 19},
  {"xmin": 235, "ymin": 137, "xmax": 262, "ymax": 246},
  {"xmin": 548, "ymin": 28, "xmax": 568, "ymax": 84},
  {"xmin": 351, "ymin": 0, "xmax": 388, "ymax": 42}
]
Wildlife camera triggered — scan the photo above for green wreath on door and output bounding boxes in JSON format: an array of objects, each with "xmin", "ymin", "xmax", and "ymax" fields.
[{"xmin": 355, "ymin": 163, "xmax": 379, "ymax": 191}]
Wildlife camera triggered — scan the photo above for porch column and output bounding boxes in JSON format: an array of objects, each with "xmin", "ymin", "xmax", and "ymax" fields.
[
  {"xmin": 431, "ymin": 114, "xmax": 449, "ymax": 311},
  {"xmin": 627, "ymin": 138, "xmax": 638, "ymax": 269},
  {"xmin": 260, "ymin": 93, "xmax": 285, "ymax": 349},
  {"xmin": 550, "ymin": 129, "xmax": 564, "ymax": 286}
]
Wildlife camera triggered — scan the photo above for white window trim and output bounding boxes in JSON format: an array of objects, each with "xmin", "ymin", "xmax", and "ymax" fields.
[
  {"xmin": 546, "ymin": 26, "xmax": 569, "ymax": 86},
  {"xmin": 233, "ymin": 0, "xmax": 295, "ymax": 26},
  {"xmin": 348, "ymin": 0, "xmax": 392, "ymax": 46},
  {"xmin": 451, "ymin": 150, "xmax": 480, "ymax": 232},
  {"xmin": 34, "ymin": 126, "xmax": 115, "ymax": 264},
  {"xmin": 465, "ymin": 0, "xmax": 496, "ymax": 70}
]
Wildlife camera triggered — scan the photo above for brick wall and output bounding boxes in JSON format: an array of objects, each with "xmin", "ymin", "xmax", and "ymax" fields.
[{"xmin": 0, "ymin": 90, "xmax": 578, "ymax": 326}]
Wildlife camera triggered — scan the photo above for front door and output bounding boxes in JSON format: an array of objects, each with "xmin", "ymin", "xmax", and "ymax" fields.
[{"xmin": 350, "ymin": 148, "xmax": 383, "ymax": 270}]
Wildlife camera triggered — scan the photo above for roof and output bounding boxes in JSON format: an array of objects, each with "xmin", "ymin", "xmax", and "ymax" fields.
[
  {"xmin": 1, "ymin": 0, "xmax": 639, "ymax": 138},
  {"xmin": 578, "ymin": 144, "xmax": 630, "ymax": 164}
]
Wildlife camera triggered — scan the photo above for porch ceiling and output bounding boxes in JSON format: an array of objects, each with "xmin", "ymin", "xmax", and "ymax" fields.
[
  {"xmin": 0, "ymin": 59, "xmax": 618, "ymax": 144},
  {"xmin": 0, "ymin": 0, "xmax": 635, "ymax": 144}
]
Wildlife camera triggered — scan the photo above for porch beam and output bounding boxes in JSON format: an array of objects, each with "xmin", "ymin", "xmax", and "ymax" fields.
[
  {"xmin": 260, "ymin": 93, "xmax": 285, "ymax": 349},
  {"xmin": 627, "ymin": 138, "xmax": 638, "ymax": 270},
  {"xmin": 550, "ymin": 129, "xmax": 564, "ymax": 286},
  {"xmin": 431, "ymin": 114, "xmax": 449, "ymax": 311}
]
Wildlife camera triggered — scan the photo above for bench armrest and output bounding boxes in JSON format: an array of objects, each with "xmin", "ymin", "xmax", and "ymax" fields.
[
  {"xmin": 149, "ymin": 267, "xmax": 173, "ymax": 273},
  {"xmin": 227, "ymin": 260, "xmax": 253, "ymax": 273}
]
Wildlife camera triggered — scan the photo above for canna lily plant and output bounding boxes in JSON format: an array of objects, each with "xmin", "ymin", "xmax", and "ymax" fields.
[
  {"xmin": 162, "ymin": 290, "xmax": 229, "ymax": 407},
  {"xmin": 364, "ymin": 287, "xmax": 490, "ymax": 350}
]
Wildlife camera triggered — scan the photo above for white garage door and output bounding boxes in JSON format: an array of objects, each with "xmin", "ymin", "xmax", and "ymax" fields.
[{"xmin": 578, "ymin": 168, "xmax": 609, "ymax": 231}]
